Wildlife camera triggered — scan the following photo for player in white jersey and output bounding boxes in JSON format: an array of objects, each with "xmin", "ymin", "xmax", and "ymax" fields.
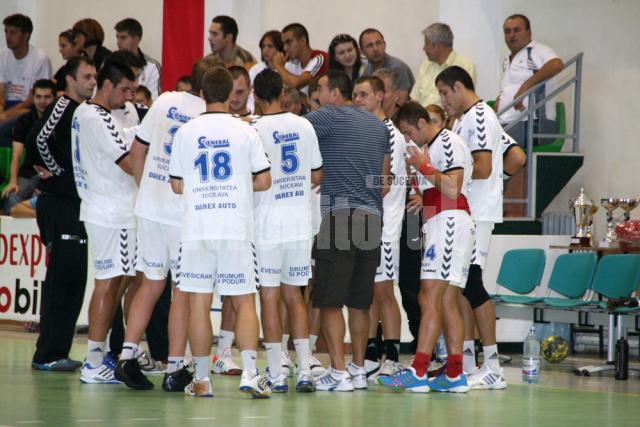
[
  {"xmin": 169, "ymin": 67, "xmax": 272, "ymax": 398},
  {"xmin": 352, "ymin": 76, "xmax": 406, "ymax": 381},
  {"xmin": 379, "ymin": 101, "xmax": 473, "ymax": 393},
  {"xmin": 250, "ymin": 68, "xmax": 323, "ymax": 392},
  {"xmin": 437, "ymin": 65, "xmax": 507, "ymax": 389},
  {"xmin": 114, "ymin": 57, "xmax": 221, "ymax": 391},
  {"xmin": 72, "ymin": 62, "xmax": 138, "ymax": 385}
]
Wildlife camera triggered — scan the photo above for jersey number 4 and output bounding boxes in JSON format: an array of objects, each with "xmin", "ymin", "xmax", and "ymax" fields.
[
  {"xmin": 425, "ymin": 244, "xmax": 436, "ymax": 261},
  {"xmin": 194, "ymin": 151, "xmax": 232, "ymax": 182}
]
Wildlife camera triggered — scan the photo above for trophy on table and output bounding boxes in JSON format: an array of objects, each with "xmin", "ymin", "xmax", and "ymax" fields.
[
  {"xmin": 619, "ymin": 198, "xmax": 639, "ymax": 221},
  {"xmin": 601, "ymin": 198, "xmax": 621, "ymax": 246},
  {"xmin": 569, "ymin": 188, "xmax": 598, "ymax": 246}
]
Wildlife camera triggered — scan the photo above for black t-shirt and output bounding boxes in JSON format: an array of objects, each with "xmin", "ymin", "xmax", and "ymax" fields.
[
  {"xmin": 54, "ymin": 65, "xmax": 67, "ymax": 92},
  {"xmin": 11, "ymin": 108, "xmax": 40, "ymax": 179}
]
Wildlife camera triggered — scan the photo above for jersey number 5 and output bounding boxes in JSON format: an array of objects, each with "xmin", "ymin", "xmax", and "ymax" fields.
[
  {"xmin": 194, "ymin": 151, "xmax": 233, "ymax": 182},
  {"xmin": 281, "ymin": 143, "xmax": 299, "ymax": 174}
]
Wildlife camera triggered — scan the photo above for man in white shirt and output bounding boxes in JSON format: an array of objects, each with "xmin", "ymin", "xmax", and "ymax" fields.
[
  {"xmin": 169, "ymin": 66, "xmax": 272, "ymax": 398},
  {"xmin": 115, "ymin": 18, "xmax": 161, "ymax": 100},
  {"xmin": 72, "ymin": 62, "xmax": 138, "ymax": 384}
]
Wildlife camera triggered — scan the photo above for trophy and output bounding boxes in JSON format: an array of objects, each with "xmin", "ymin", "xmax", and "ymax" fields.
[
  {"xmin": 601, "ymin": 198, "xmax": 621, "ymax": 246},
  {"xmin": 569, "ymin": 188, "xmax": 598, "ymax": 246},
  {"xmin": 619, "ymin": 198, "xmax": 639, "ymax": 221}
]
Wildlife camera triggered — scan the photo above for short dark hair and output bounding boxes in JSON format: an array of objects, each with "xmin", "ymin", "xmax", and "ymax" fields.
[
  {"xmin": 212, "ymin": 15, "xmax": 239, "ymax": 43},
  {"xmin": 3, "ymin": 14, "xmax": 33, "ymax": 34},
  {"xmin": 259, "ymin": 31, "xmax": 283, "ymax": 62},
  {"xmin": 33, "ymin": 79, "xmax": 56, "ymax": 95},
  {"xmin": 394, "ymin": 101, "xmax": 431, "ymax": 128},
  {"xmin": 115, "ymin": 18, "xmax": 143, "ymax": 39},
  {"xmin": 136, "ymin": 85, "xmax": 152, "ymax": 101},
  {"xmin": 176, "ymin": 75, "xmax": 191, "ymax": 88},
  {"xmin": 59, "ymin": 29, "xmax": 75, "ymax": 44},
  {"xmin": 253, "ymin": 69, "xmax": 282, "ymax": 103},
  {"xmin": 282, "ymin": 23, "xmax": 309, "ymax": 45},
  {"xmin": 202, "ymin": 67, "xmax": 233, "ymax": 104},
  {"xmin": 191, "ymin": 55, "xmax": 224, "ymax": 93},
  {"xmin": 325, "ymin": 69, "xmax": 352, "ymax": 101},
  {"xmin": 72, "ymin": 18, "xmax": 105, "ymax": 47},
  {"xmin": 228, "ymin": 65, "xmax": 250, "ymax": 87},
  {"xmin": 97, "ymin": 61, "xmax": 135, "ymax": 90},
  {"xmin": 104, "ymin": 50, "xmax": 145, "ymax": 71},
  {"xmin": 354, "ymin": 76, "xmax": 385, "ymax": 94},
  {"xmin": 435, "ymin": 66, "xmax": 475, "ymax": 92},
  {"xmin": 65, "ymin": 56, "xmax": 95, "ymax": 80},
  {"xmin": 505, "ymin": 14, "xmax": 531, "ymax": 30},
  {"xmin": 358, "ymin": 28, "xmax": 384, "ymax": 48}
]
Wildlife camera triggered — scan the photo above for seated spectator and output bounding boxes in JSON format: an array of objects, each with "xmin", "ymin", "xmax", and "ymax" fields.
[
  {"xmin": 282, "ymin": 86, "xmax": 307, "ymax": 116},
  {"xmin": 411, "ymin": 23, "xmax": 476, "ymax": 108},
  {"xmin": 175, "ymin": 75, "xmax": 191, "ymax": 92},
  {"xmin": 10, "ymin": 193, "xmax": 37, "ymax": 218},
  {"xmin": 115, "ymin": 18, "xmax": 161, "ymax": 100},
  {"xmin": 208, "ymin": 15, "xmax": 256, "ymax": 69},
  {"xmin": 53, "ymin": 30, "xmax": 81, "ymax": 93},
  {"xmin": 360, "ymin": 28, "xmax": 414, "ymax": 104},
  {"xmin": 307, "ymin": 80, "xmax": 321, "ymax": 112},
  {"xmin": 72, "ymin": 18, "xmax": 111, "ymax": 70},
  {"xmin": 248, "ymin": 31, "xmax": 283, "ymax": 82},
  {"xmin": 2, "ymin": 79, "xmax": 56, "ymax": 213},
  {"xmin": 328, "ymin": 34, "xmax": 364, "ymax": 81},
  {"xmin": 135, "ymin": 85, "xmax": 152, "ymax": 107},
  {"xmin": 425, "ymin": 104, "xmax": 446, "ymax": 129}
]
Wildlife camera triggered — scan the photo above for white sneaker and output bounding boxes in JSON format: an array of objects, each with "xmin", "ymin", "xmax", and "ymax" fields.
[
  {"xmin": 80, "ymin": 357, "xmax": 121, "ymax": 384},
  {"xmin": 309, "ymin": 354, "xmax": 326, "ymax": 377},
  {"xmin": 137, "ymin": 351, "xmax": 166, "ymax": 374},
  {"xmin": 239, "ymin": 370, "xmax": 272, "ymax": 398},
  {"xmin": 347, "ymin": 361, "xmax": 368, "ymax": 390},
  {"xmin": 266, "ymin": 368, "xmax": 289, "ymax": 393},
  {"xmin": 211, "ymin": 349, "xmax": 242, "ymax": 375},
  {"xmin": 281, "ymin": 351, "xmax": 296, "ymax": 377},
  {"xmin": 296, "ymin": 370, "xmax": 316, "ymax": 393},
  {"xmin": 467, "ymin": 366, "xmax": 507, "ymax": 390},
  {"xmin": 315, "ymin": 368, "xmax": 354, "ymax": 392},
  {"xmin": 184, "ymin": 377, "xmax": 213, "ymax": 397},
  {"xmin": 378, "ymin": 359, "xmax": 405, "ymax": 377}
]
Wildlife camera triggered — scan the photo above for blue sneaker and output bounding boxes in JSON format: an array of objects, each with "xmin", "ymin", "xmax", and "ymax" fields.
[
  {"xmin": 428, "ymin": 371, "xmax": 469, "ymax": 393},
  {"xmin": 377, "ymin": 367, "xmax": 429, "ymax": 393},
  {"xmin": 266, "ymin": 367, "xmax": 288, "ymax": 393},
  {"xmin": 32, "ymin": 358, "xmax": 82, "ymax": 372},
  {"xmin": 80, "ymin": 357, "xmax": 121, "ymax": 384}
]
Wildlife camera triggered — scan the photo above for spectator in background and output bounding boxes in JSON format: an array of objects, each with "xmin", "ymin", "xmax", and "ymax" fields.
[
  {"xmin": 208, "ymin": 15, "xmax": 256, "ymax": 69},
  {"xmin": 411, "ymin": 23, "xmax": 476, "ymax": 108},
  {"xmin": 10, "ymin": 193, "xmax": 37, "ymax": 218},
  {"xmin": 248, "ymin": 31, "xmax": 284, "ymax": 114},
  {"xmin": 282, "ymin": 86, "xmax": 307, "ymax": 116},
  {"xmin": 307, "ymin": 79, "xmax": 321, "ymax": 112},
  {"xmin": 360, "ymin": 28, "xmax": 414, "ymax": 104},
  {"xmin": 175, "ymin": 75, "xmax": 191, "ymax": 92},
  {"xmin": 72, "ymin": 18, "xmax": 111, "ymax": 70},
  {"xmin": 115, "ymin": 18, "xmax": 161, "ymax": 100},
  {"xmin": 135, "ymin": 85, "xmax": 152, "ymax": 107},
  {"xmin": 328, "ymin": 34, "xmax": 364, "ymax": 81},
  {"xmin": 372, "ymin": 68, "xmax": 403, "ymax": 119},
  {"xmin": 2, "ymin": 79, "xmax": 56, "ymax": 213},
  {"xmin": 53, "ymin": 30, "xmax": 82, "ymax": 93},
  {"xmin": 425, "ymin": 104, "xmax": 446, "ymax": 129}
]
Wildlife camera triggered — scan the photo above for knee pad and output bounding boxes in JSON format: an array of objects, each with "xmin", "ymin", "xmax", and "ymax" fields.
[{"xmin": 462, "ymin": 264, "xmax": 490, "ymax": 309}]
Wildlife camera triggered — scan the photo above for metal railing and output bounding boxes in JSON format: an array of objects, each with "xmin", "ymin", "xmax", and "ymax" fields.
[{"xmin": 498, "ymin": 52, "xmax": 584, "ymax": 219}]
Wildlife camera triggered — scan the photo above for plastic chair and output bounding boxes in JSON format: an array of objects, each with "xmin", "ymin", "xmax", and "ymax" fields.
[
  {"xmin": 543, "ymin": 252, "xmax": 598, "ymax": 307},
  {"xmin": 533, "ymin": 102, "xmax": 566, "ymax": 153},
  {"xmin": 493, "ymin": 249, "xmax": 546, "ymax": 304},
  {"xmin": 0, "ymin": 146, "xmax": 11, "ymax": 193}
]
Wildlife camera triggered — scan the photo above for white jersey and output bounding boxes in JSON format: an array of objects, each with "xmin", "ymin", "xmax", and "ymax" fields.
[
  {"xmin": 501, "ymin": 130, "xmax": 518, "ymax": 155},
  {"xmin": 251, "ymin": 112, "xmax": 323, "ymax": 244},
  {"xmin": 135, "ymin": 91, "xmax": 205, "ymax": 226},
  {"xmin": 381, "ymin": 118, "xmax": 407, "ymax": 242},
  {"xmin": 72, "ymin": 101, "xmax": 137, "ymax": 228},
  {"xmin": 453, "ymin": 101, "xmax": 504, "ymax": 223},
  {"xmin": 169, "ymin": 112, "xmax": 271, "ymax": 242},
  {"xmin": 112, "ymin": 101, "xmax": 142, "ymax": 148}
]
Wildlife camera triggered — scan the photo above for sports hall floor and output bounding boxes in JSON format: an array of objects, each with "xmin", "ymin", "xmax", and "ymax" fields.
[{"xmin": 1, "ymin": 328, "xmax": 639, "ymax": 427}]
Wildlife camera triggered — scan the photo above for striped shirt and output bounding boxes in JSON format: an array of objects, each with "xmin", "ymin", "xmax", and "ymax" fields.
[{"xmin": 305, "ymin": 105, "xmax": 390, "ymax": 217}]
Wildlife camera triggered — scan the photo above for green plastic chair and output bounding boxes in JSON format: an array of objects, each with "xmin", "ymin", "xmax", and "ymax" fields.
[
  {"xmin": 0, "ymin": 146, "xmax": 12, "ymax": 193},
  {"xmin": 589, "ymin": 254, "xmax": 640, "ymax": 310},
  {"xmin": 494, "ymin": 249, "xmax": 546, "ymax": 304},
  {"xmin": 543, "ymin": 252, "xmax": 598, "ymax": 308},
  {"xmin": 533, "ymin": 102, "xmax": 566, "ymax": 153}
]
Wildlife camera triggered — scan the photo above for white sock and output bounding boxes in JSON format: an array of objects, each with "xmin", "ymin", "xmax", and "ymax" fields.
[
  {"xmin": 193, "ymin": 356, "xmax": 209, "ymax": 380},
  {"xmin": 463, "ymin": 340, "xmax": 477, "ymax": 373},
  {"xmin": 167, "ymin": 356, "xmax": 184, "ymax": 374},
  {"xmin": 241, "ymin": 350, "xmax": 258, "ymax": 373},
  {"xmin": 86, "ymin": 340, "xmax": 105, "ymax": 367},
  {"xmin": 120, "ymin": 342, "xmax": 138, "ymax": 361},
  {"xmin": 309, "ymin": 334, "xmax": 318, "ymax": 353},
  {"xmin": 482, "ymin": 344, "xmax": 501, "ymax": 372},
  {"xmin": 216, "ymin": 330, "xmax": 234, "ymax": 357},
  {"xmin": 281, "ymin": 334, "xmax": 290, "ymax": 355},
  {"xmin": 293, "ymin": 338, "xmax": 311, "ymax": 372},
  {"xmin": 265, "ymin": 342, "xmax": 282, "ymax": 378}
]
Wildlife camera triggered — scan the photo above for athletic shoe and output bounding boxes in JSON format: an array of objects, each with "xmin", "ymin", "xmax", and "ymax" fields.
[
  {"xmin": 266, "ymin": 368, "xmax": 288, "ymax": 393},
  {"xmin": 115, "ymin": 358, "xmax": 154, "ymax": 390},
  {"xmin": 427, "ymin": 364, "xmax": 445, "ymax": 378},
  {"xmin": 378, "ymin": 359, "xmax": 405, "ymax": 377},
  {"xmin": 239, "ymin": 370, "xmax": 271, "ymax": 398},
  {"xmin": 162, "ymin": 367, "xmax": 194, "ymax": 392},
  {"xmin": 467, "ymin": 366, "xmax": 507, "ymax": 390},
  {"xmin": 80, "ymin": 356, "xmax": 121, "ymax": 384},
  {"xmin": 364, "ymin": 359, "xmax": 380, "ymax": 379},
  {"xmin": 309, "ymin": 354, "xmax": 326, "ymax": 377},
  {"xmin": 185, "ymin": 377, "xmax": 213, "ymax": 397},
  {"xmin": 136, "ymin": 351, "xmax": 166, "ymax": 374},
  {"xmin": 295, "ymin": 370, "xmax": 316, "ymax": 393},
  {"xmin": 377, "ymin": 367, "xmax": 429, "ymax": 393},
  {"xmin": 428, "ymin": 371, "xmax": 469, "ymax": 393},
  {"xmin": 211, "ymin": 349, "xmax": 242, "ymax": 375},
  {"xmin": 32, "ymin": 358, "xmax": 82, "ymax": 372},
  {"xmin": 315, "ymin": 369, "xmax": 354, "ymax": 392},
  {"xmin": 347, "ymin": 361, "xmax": 368, "ymax": 390},
  {"xmin": 281, "ymin": 352, "xmax": 296, "ymax": 377}
]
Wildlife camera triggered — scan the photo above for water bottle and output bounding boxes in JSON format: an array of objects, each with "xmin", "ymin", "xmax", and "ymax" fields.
[
  {"xmin": 435, "ymin": 334, "xmax": 448, "ymax": 363},
  {"xmin": 522, "ymin": 325, "xmax": 540, "ymax": 384}
]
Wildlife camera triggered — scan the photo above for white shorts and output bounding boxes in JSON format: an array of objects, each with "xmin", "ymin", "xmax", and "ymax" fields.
[
  {"xmin": 85, "ymin": 223, "xmax": 136, "ymax": 280},
  {"xmin": 375, "ymin": 240, "xmax": 400, "ymax": 283},
  {"xmin": 136, "ymin": 218, "xmax": 181, "ymax": 281},
  {"xmin": 177, "ymin": 240, "xmax": 258, "ymax": 295},
  {"xmin": 471, "ymin": 221, "xmax": 494, "ymax": 269},
  {"xmin": 420, "ymin": 211, "xmax": 475, "ymax": 288},
  {"xmin": 257, "ymin": 239, "xmax": 313, "ymax": 287}
]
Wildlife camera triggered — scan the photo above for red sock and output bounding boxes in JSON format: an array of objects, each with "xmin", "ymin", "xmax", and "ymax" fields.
[
  {"xmin": 411, "ymin": 352, "xmax": 431, "ymax": 377},
  {"xmin": 446, "ymin": 354, "xmax": 463, "ymax": 378}
]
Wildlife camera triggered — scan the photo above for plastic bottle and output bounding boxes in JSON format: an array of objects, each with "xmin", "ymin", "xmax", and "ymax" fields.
[
  {"xmin": 435, "ymin": 334, "xmax": 448, "ymax": 363},
  {"xmin": 615, "ymin": 337, "xmax": 629, "ymax": 380},
  {"xmin": 522, "ymin": 325, "xmax": 540, "ymax": 384}
]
